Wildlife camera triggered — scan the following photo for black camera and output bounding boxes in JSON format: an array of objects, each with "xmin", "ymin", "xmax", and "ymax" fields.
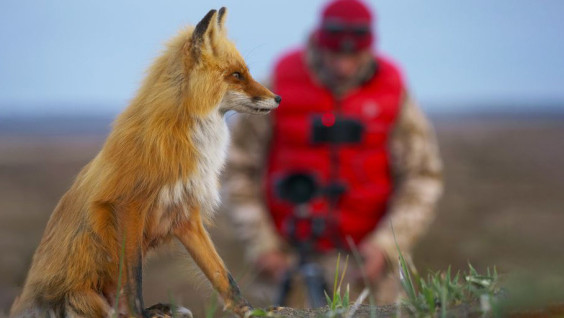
[
  {"xmin": 311, "ymin": 115, "xmax": 365, "ymax": 144},
  {"xmin": 276, "ymin": 115, "xmax": 364, "ymax": 204},
  {"xmin": 276, "ymin": 172, "xmax": 347, "ymax": 206}
]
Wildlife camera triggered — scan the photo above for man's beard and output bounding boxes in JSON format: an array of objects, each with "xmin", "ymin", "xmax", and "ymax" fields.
[{"xmin": 318, "ymin": 61, "xmax": 377, "ymax": 97}]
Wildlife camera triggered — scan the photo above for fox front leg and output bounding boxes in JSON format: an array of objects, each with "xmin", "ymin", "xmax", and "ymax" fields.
[{"xmin": 174, "ymin": 208, "xmax": 252, "ymax": 317}]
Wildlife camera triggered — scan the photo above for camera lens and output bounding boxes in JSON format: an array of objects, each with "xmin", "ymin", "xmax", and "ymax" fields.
[{"xmin": 277, "ymin": 173, "xmax": 317, "ymax": 204}]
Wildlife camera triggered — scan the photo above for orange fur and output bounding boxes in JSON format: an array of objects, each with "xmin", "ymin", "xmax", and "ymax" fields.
[{"xmin": 11, "ymin": 7, "xmax": 279, "ymax": 318}]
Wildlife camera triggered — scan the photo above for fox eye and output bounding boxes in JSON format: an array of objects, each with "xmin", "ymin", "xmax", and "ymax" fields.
[{"xmin": 232, "ymin": 72, "xmax": 243, "ymax": 80}]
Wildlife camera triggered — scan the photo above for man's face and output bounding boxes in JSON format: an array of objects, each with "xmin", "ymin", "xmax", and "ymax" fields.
[{"xmin": 319, "ymin": 49, "xmax": 372, "ymax": 88}]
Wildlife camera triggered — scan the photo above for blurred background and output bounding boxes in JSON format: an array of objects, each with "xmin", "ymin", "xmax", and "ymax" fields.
[{"xmin": 1, "ymin": 0, "xmax": 563, "ymax": 316}]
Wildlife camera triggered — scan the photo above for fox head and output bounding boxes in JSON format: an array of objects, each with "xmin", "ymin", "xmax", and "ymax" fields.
[{"xmin": 170, "ymin": 8, "xmax": 281, "ymax": 116}]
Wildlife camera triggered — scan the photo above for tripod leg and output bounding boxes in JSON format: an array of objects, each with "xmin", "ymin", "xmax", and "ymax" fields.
[
  {"xmin": 275, "ymin": 269, "xmax": 294, "ymax": 306},
  {"xmin": 302, "ymin": 263, "xmax": 328, "ymax": 308}
]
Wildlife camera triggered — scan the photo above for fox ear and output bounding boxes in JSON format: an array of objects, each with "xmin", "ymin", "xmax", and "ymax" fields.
[
  {"xmin": 191, "ymin": 9, "xmax": 219, "ymax": 58},
  {"xmin": 217, "ymin": 7, "xmax": 227, "ymax": 35}
]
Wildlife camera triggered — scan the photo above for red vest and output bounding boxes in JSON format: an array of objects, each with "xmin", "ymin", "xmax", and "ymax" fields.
[{"xmin": 265, "ymin": 49, "xmax": 404, "ymax": 251}]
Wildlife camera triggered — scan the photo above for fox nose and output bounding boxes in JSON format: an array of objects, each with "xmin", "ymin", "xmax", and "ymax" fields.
[{"xmin": 274, "ymin": 95, "xmax": 282, "ymax": 104}]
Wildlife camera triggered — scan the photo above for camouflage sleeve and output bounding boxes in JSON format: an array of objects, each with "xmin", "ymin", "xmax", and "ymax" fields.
[
  {"xmin": 365, "ymin": 92, "xmax": 443, "ymax": 264},
  {"xmin": 222, "ymin": 113, "xmax": 284, "ymax": 263}
]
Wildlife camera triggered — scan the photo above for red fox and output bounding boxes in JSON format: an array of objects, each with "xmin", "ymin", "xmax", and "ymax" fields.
[{"xmin": 10, "ymin": 7, "xmax": 280, "ymax": 318}]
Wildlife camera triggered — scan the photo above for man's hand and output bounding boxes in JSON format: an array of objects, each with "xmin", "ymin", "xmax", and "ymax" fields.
[
  {"xmin": 254, "ymin": 250, "xmax": 290, "ymax": 281},
  {"xmin": 357, "ymin": 241, "xmax": 388, "ymax": 283}
]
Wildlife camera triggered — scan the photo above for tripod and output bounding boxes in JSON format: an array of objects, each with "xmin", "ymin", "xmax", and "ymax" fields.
[
  {"xmin": 274, "ymin": 211, "xmax": 329, "ymax": 308},
  {"xmin": 273, "ymin": 109, "xmax": 360, "ymax": 307}
]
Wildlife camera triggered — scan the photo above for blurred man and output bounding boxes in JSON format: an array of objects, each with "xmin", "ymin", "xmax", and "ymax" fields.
[{"xmin": 224, "ymin": 0, "xmax": 443, "ymax": 305}]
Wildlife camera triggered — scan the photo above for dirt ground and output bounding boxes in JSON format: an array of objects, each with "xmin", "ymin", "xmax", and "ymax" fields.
[{"xmin": 1, "ymin": 115, "xmax": 563, "ymax": 317}]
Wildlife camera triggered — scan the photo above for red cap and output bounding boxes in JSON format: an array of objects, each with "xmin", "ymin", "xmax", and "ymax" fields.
[{"xmin": 315, "ymin": 0, "xmax": 375, "ymax": 52}]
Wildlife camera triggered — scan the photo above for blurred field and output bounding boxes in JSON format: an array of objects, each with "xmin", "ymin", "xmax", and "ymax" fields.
[{"xmin": 1, "ymin": 114, "xmax": 563, "ymax": 316}]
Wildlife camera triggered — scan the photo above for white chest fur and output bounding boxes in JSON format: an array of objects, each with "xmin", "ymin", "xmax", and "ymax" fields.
[{"xmin": 158, "ymin": 111, "xmax": 229, "ymax": 216}]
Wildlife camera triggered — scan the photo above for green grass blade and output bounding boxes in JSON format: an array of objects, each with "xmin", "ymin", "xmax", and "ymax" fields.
[
  {"xmin": 344, "ymin": 236, "xmax": 377, "ymax": 318},
  {"xmin": 391, "ymin": 222, "xmax": 417, "ymax": 303},
  {"xmin": 325, "ymin": 290, "xmax": 333, "ymax": 310},
  {"xmin": 338, "ymin": 255, "xmax": 349, "ymax": 292},
  {"xmin": 168, "ymin": 291, "xmax": 177, "ymax": 318},
  {"xmin": 343, "ymin": 284, "xmax": 350, "ymax": 308},
  {"xmin": 335, "ymin": 290, "xmax": 342, "ymax": 309},
  {"xmin": 205, "ymin": 292, "xmax": 218, "ymax": 318},
  {"xmin": 333, "ymin": 253, "xmax": 341, "ymax": 304},
  {"xmin": 440, "ymin": 277, "xmax": 448, "ymax": 318}
]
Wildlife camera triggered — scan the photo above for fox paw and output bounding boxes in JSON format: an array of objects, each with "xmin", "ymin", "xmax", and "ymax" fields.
[
  {"xmin": 143, "ymin": 303, "xmax": 193, "ymax": 318},
  {"xmin": 238, "ymin": 306, "xmax": 284, "ymax": 318},
  {"xmin": 267, "ymin": 306, "xmax": 284, "ymax": 312},
  {"xmin": 229, "ymin": 303, "xmax": 253, "ymax": 318}
]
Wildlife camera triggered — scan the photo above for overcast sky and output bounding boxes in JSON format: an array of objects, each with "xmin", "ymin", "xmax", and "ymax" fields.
[{"xmin": 1, "ymin": 0, "xmax": 563, "ymax": 116}]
